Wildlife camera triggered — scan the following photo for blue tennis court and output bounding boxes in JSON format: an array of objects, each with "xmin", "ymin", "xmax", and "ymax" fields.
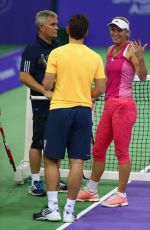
[{"xmin": 60, "ymin": 181, "xmax": 150, "ymax": 230}]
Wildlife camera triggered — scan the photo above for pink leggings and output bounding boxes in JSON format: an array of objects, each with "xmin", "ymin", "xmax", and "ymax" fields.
[{"xmin": 93, "ymin": 97, "xmax": 137, "ymax": 164}]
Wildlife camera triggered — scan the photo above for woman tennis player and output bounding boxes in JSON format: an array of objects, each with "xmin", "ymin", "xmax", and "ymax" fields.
[{"xmin": 77, "ymin": 16, "xmax": 147, "ymax": 207}]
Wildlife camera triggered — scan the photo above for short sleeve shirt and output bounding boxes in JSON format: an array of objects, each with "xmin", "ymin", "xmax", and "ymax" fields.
[{"xmin": 20, "ymin": 35, "xmax": 59, "ymax": 114}]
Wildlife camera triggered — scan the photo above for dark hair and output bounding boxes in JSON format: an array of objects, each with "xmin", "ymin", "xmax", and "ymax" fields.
[{"xmin": 68, "ymin": 14, "xmax": 89, "ymax": 40}]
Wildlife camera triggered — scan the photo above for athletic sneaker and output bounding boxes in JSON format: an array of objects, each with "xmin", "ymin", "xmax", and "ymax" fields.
[
  {"xmin": 76, "ymin": 187, "xmax": 99, "ymax": 201},
  {"xmin": 33, "ymin": 206, "xmax": 61, "ymax": 221},
  {"xmin": 58, "ymin": 180, "xmax": 68, "ymax": 192},
  {"xmin": 63, "ymin": 209, "xmax": 77, "ymax": 223},
  {"xmin": 28, "ymin": 181, "xmax": 46, "ymax": 196},
  {"xmin": 101, "ymin": 192, "xmax": 128, "ymax": 207}
]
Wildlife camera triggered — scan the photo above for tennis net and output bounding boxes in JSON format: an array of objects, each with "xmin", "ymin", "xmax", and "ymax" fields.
[
  {"xmin": 14, "ymin": 76, "xmax": 150, "ymax": 183},
  {"xmin": 60, "ymin": 76, "xmax": 150, "ymax": 179}
]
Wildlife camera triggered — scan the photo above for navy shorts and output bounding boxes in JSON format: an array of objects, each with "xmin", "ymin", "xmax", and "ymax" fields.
[
  {"xmin": 31, "ymin": 114, "xmax": 48, "ymax": 149},
  {"xmin": 44, "ymin": 106, "xmax": 92, "ymax": 160}
]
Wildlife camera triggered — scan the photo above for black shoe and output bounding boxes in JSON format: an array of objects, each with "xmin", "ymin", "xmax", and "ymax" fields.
[
  {"xmin": 33, "ymin": 206, "xmax": 61, "ymax": 221},
  {"xmin": 58, "ymin": 180, "xmax": 68, "ymax": 192}
]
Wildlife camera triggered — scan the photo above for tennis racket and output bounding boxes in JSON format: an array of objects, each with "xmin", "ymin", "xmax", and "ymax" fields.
[{"xmin": 0, "ymin": 123, "xmax": 16, "ymax": 172}]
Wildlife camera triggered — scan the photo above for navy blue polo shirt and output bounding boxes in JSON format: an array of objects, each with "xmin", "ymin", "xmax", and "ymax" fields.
[{"xmin": 20, "ymin": 35, "xmax": 60, "ymax": 115}]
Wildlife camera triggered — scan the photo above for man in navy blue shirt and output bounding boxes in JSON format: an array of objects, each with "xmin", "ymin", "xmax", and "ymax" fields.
[{"xmin": 20, "ymin": 10, "xmax": 67, "ymax": 196}]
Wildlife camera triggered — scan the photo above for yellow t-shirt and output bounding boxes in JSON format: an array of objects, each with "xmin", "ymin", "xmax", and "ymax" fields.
[{"xmin": 46, "ymin": 43, "xmax": 105, "ymax": 109}]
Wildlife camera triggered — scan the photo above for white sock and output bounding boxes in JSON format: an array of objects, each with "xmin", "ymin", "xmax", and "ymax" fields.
[
  {"xmin": 47, "ymin": 191, "xmax": 58, "ymax": 210},
  {"xmin": 87, "ymin": 179, "xmax": 99, "ymax": 194},
  {"xmin": 31, "ymin": 174, "xmax": 40, "ymax": 184},
  {"xmin": 117, "ymin": 191, "xmax": 127, "ymax": 198},
  {"xmin": 64, "ymin": 198, "xmax": 76, "ymax": 212}
]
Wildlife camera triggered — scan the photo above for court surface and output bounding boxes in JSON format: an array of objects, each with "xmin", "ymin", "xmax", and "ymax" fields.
[
  {"xmin": 0, "ymin": 47, "xmax": 150, "ymax": 230},
  {"xmin": 60, "ymin": 181, "xmax": 150, "ymax": 230}
]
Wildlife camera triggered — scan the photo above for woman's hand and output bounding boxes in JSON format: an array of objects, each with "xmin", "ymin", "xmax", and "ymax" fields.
[{"xmin": 130, "ymin": 40, "xmax": 148, "ymax": 61}]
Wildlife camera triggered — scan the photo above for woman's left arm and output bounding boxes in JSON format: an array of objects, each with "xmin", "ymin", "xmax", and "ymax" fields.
[{"xmin": 130, "ymin": 40, "xmax": 148, "ymax": 81}]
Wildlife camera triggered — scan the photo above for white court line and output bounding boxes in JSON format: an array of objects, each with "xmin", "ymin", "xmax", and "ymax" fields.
[
  {"xmin": 56, "ymin": 187, "xmax": 118, "ymax": 230},
  {"xmin": 57, "ymin": 165, "xmax": 150, "ymax": 230},
  {"xmin": 140, "ymin": 165, "xmax": 150, "ymax": 173}
]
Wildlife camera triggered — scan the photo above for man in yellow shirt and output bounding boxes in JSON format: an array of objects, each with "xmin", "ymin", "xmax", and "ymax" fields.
[{"xmin": 33, "ymin": 14, "xmax": 105, "ymax": 223}]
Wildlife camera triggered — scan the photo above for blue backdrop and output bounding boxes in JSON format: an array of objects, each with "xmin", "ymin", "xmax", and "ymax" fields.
[
  {"xmin": 0, "ymin": 0, "xmax": 52, "ymax": 45},
  {"xmin": 0, "ymin": 0, "xmax": 150, "ymax": 47}
]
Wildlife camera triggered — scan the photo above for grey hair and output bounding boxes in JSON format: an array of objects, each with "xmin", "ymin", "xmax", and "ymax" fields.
[{"xmin": 35, "ymin": 10, "xmax": 57, "ymax": 29}]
